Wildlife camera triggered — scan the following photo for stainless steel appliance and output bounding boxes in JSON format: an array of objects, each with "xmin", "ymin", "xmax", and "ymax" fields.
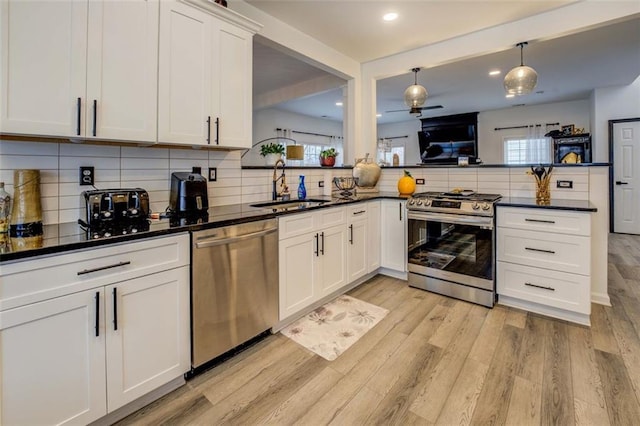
[
  {"xmin": 79, "ymin": 188, "xmax": 150, "ymax": 239},
  {"xmin": 191, "ymin": 219, "xmax": 278, "ymax": 369},
  {"xmin": 406, "ymin": 191, "xmax": 501, "ymax": 307}
]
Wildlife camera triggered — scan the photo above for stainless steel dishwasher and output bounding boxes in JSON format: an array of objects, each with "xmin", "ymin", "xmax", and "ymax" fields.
[{"xmin": 191, "ymin": 219, "xmax": 278, "ymax": 369}]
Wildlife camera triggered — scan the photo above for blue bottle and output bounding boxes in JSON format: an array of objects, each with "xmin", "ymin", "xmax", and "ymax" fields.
[{"xmin": 298, "ymin": 175, "xmax": 307, "ymax": 200}]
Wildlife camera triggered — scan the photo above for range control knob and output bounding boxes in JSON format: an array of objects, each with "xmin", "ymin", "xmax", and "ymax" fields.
[
  {"xmin": 104, "ymin": 231, "xmax": 112, "ymax": 238},
  {"xmin": 481, "ymin": 203, "xmax": 491, "ymax": 211},
  {"xmin": 416, "ymin": 200, "xmax": 423, "ymax": 206},
  {"xmin": 472, "ymin": 202, "xmax": 480, "ymax": 210},
  {"xmin": 408, "ymin": 199, "xmax": 415, "ymax": 206},
  {"xmin": 424, "ymin": 199, "xmax": 432, "ymax": 207}
]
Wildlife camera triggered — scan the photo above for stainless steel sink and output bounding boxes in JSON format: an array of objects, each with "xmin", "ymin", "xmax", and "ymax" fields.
[{"xmin": 250, "ymin": 199, "xmax": 329, "ymax": 211}]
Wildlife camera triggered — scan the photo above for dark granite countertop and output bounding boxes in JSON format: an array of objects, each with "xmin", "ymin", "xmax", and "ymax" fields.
[
  {"xmin": 496, "ymin": 197, "xmax": 597, "ymax": 212},
  {"xmin": 0, "ymin": 192, "xmax": 407, "ymax": 263}
]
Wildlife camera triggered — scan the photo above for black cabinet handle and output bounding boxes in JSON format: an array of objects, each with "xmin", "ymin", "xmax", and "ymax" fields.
[
  {"xmin": 320, "ymin": 232, "xmax": 325, "ymax": 255},
  {"xmin": 95, "ymin": 291, "xmax": 100, "ymax": 337},
  {"xmin": 314, "ymin": 233, "xmax": 319, "ymax": 256},
  {"xmin": 206, "ymin": 116, "xmax": 211, "ymax": 144},
  {"xmin": 113, "ymin": 288, "xmax": 118, "ymax": 331},
  {"xmin": 92, "ymin": 99, "xmax": 97, "ymax": 136},
  {"xmin": 524, "ymin": 218, "xmax": 555, "ymax": 224},
  {"xmin": 616, "ymin": 181, "xmax": 629, "ymax": 185},
  {"xmin": 76, "ymin": 97, "xmax": 82, "ymax": 135},
  {"xmin": 77, "ymin": 261, "xmax": 131, "ymax": 276},
  {"xmin": 215, "ymin": 117, "xmax": 220, "ymax": 145},
  {"xmin": 525, "ymin": 247, "xmax": 556, "ymax": 254},
  {"xmin": 525, "ymin": 282, "xmax": 555, "ymax": 291},
  {"xmin": 399, "ymin": 202, "xmax": 403, "ymax": 221},
  {"xmin": 349, "ymin": 224, "xmax": 353, "ymax": 244},
  {"xmin": 353, "ymin": 210, "xmax": 366, "ymax": 215}
]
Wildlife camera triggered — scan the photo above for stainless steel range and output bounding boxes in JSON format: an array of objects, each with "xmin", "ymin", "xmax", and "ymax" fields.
[{"xmin": 406, "ymin": 191, "xmax": 502, "ymax": 307}]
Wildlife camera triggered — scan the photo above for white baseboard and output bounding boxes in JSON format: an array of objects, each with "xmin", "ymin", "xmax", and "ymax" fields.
[
  {"xmin": 591, "ymin": 292, "xmax": 611, "ymax": 306},
  {"xmin": 378, "ymin": 267, "xmax": 407, "ymax": 280},
  {"xmin": 498, "ymin": 295, "xmax": 591, "ymax": 326}
]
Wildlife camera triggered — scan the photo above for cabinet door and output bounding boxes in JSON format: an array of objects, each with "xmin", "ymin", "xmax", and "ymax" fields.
[
  {"xmin": 347, "ymin": 218, "xmax": 368, "ymax": 282},
  {"xmin": 279, "ymin": 232, "xmax": 318, "ymax": 320},
  {"xmin": 105, "ymin": 266, "xmax": 190, "ymax": 412},
  {"xmin": 86, "ymin": 0, "xmax": 159, "ymax": 142},
  {"xmin": 211, "ymin": 20, "xmax": 253, "ymax": 149},
  {"xmin": 1, "ymin": 0, "xmax": 87, "ymax": 137},
  {"xmin": 367, "ymin": 201, "xmax": 381, "ymax": 272},
  {"xmin": 158, "ymin": 0, "xmax": 212, "ymax": 145},
  {"xmin": 381, "ymin": 200, "xmax": 407, "ymax": 272},
  {"xmin": 318, "ymin": 225, "xmax": 347, "ymax": 296},
  {"xmin": 0, "ymin": 289, "xmax": 106, "ymax": 425}
]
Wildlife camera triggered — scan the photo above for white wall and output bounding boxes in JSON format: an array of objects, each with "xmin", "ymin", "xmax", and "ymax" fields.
[
  {"xmin": 592, "ymin": 75, "xmax": 640, "ymax": 162},
  {"xmin": 247, "ymin": 108, "xmax": 344, "ymax": 166},
  {"xmin": 478, "ymin": 99, "xmax": 590, "ymax": 164}
]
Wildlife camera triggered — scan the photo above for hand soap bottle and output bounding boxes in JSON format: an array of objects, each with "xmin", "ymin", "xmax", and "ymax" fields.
[{"xmin": 298, "ymin": 175, "xmax": 307, "ymax": 200}]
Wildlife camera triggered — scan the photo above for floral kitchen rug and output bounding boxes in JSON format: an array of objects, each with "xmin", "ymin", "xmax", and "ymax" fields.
[{"xmin": 280, "ymin": 295, "xmax": 389, "ymax": 361}]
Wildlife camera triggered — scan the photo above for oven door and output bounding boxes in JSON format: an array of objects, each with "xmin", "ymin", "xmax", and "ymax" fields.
[{"xmin": 407, "ymin": 211, "xmax": 494, "ymax": 290}]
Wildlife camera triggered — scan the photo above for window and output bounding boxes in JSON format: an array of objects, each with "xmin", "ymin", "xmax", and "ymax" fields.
[
  {"xmin": 503, "ymin": 137, "xmax": 551, "ymax": 164},
  {"xmin": 382, "ymin": 146, "xmax": 405, "ymax": 165}
]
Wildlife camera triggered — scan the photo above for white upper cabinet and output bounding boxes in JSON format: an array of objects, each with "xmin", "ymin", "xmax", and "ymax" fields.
[
  {"xmin": 1, "ymin": 0, "xmax": 159, "ymax": 142},
  {"xmin": 86, "ymin": 0, "xmax": 159, "ymax": 143},
  {"xmin": 1, "ymin": 0, "xmax": 88, "ymax": 137},
  {"xmin": 158, "ymin": 0, "xmax": 258, "ymax": 148},
  {"xmin": 158, "ymin": 1, "xmax": 212, "ymax": 145}
]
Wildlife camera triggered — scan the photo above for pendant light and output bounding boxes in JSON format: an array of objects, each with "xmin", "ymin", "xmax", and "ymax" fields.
[
  {"xmin": 404, "ymin": 67, "xmax": 428, "ymax": 115},
  {"xmin": 504, "ymin": 42, "xmax": 538, "ymax": 96}
]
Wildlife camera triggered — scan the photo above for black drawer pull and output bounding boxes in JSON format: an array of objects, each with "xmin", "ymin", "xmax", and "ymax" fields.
[
  {"xmin": 77, "ymin": 261, "xmax": 131, "ymax": 276},
  {"xmin": 349, "ymin": 224, "xmax": 353, "ymax": 244},
  {"xmin": 95, "ymin": 291, "xmax": 100, "ymax": 337},
  {"xmin": 353, "ymin": 210, "xmax": 366, "ymax": 215},
  {"xmin": 314, "ymin": 233, "xmax": 319, "ymax": 256},
  {"xmin": 615, "ymin": 181, "xmax": 628, "ymax": 185},
  {"xmin": 113, "ymin": 287, "xmax": 118, "ymax": 331},
  {"xmin": 524, "ymin": 218, "xmax": 556, "ymax": 224},
  {"xmin": 525, "ymin": 282, "xmax": 555, "ymax": 291},
  {"xmin": 525, "ymin": 247, "xmax": 556, "ymax": 254}
]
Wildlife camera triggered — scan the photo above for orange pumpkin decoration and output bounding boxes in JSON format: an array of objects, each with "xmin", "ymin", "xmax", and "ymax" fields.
[{"xmin": 397, "ymin": 170, "xmax": 416, "ymax": 195}]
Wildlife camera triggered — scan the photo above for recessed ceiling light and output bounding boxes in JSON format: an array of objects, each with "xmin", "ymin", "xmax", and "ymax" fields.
[
  {"xmin": 505, "ymin": 94, "xmax": 515, "ymax": 98},
  {"xmin": 335, "ymin": 101, "xmax": 343, "ymax": 106},
  {"xmin": 383, "ymin": 12, "xmax": 398, "ymax": 21},
  {"xmin": 489, "ymin": 70, "xmax": 501, "ymax": 76},
  {"xmin": 376, "ymin": 113, "xmax": 382, "ymax": 117}
]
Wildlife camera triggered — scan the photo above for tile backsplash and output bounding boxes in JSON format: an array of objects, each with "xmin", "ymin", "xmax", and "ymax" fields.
[{"xmin": 0, "ymin": 140, "xmax": 591, "ymax": 225}]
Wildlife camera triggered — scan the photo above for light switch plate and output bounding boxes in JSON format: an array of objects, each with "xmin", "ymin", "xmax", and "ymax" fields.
[
  {"xmin": 557, "ymin": 180, "xmax": 573, "ymax": 189},
  {"xmin": 416, "ymin": 178, "xmax": 425, "ymax": 185}
]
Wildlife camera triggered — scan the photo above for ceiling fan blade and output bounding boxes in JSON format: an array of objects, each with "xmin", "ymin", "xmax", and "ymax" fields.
[
  {"xmin": 384, "ymin": 109, "xmax": 409, "ymax": 113},
  {"xmin": 384, "ymin": 105, "xmax": 443, "ymax": 113},
  {"xmin": 421, "ymin": 105, "xmax": 444, "ymax": 110}
]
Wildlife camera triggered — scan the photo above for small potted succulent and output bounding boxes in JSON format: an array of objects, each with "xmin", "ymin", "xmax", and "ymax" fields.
[
  {"xmin": 260, "ymin": 143, "xmax": 285, "ymax": 165},
  {"xmin": 319, "ymin": 148, "xmax": 338, "ymax": 167}
]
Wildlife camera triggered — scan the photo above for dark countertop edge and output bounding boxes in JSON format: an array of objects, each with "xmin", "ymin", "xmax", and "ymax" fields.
[
  {"xmin": 242, "ymin": 163, "xmax": 610, "ymax": 170},
  {"xmin": 0, "ymin": 193, "xmax": 407, "ymax": 263},
  {"xmin": 496, "ymin": 197, "xmax": 597, "ymax": 212}
]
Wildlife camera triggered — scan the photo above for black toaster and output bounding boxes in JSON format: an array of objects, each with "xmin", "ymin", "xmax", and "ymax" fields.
[{"xmin": 82, "ymin": 188, "xmax": 150, "ymax": 226}]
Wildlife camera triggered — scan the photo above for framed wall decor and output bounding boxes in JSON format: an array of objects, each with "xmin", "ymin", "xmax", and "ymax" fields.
[{"xmin": 561, "ymin": 124, "xmax": 575, "ymax": 136}]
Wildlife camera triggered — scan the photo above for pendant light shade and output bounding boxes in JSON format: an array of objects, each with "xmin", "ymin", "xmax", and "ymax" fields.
[
  {"xmin": 285, "ymin": 144, "xmax": 304, "ymax": 160},
  {"xmin": 404, "ymin": 67, "xmax": 428, "ymax": 109},
  {"xmin": 504, "ymin": 42, "xmax": 538, "ymax": 95}
]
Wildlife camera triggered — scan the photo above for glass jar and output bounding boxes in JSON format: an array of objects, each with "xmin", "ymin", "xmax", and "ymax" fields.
[{"xmin": 0, "ymin": 182, "xmax": 10, "ymax": 233}]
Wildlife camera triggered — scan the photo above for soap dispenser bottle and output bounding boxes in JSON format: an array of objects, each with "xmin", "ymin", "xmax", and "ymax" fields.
[{"xmin": 298, "ymin": 175, "xmax": 307, "ymax": 200}]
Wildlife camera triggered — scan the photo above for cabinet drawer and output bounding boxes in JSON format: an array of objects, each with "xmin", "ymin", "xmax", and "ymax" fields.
[
  {"xmin": 347, "ymin": 204, "xmax": 368, "ymax": 221},
  {"xmin": 279, "ymin": 212, "xmax": 314, "ymax": 240},
  {"xmin": 497, "ymin": 228, "xmax": 590, "ymax": 275},
  {"xmin": 316, "ymin": 206, "xmax": 346, "ymax": 228},
  {"xmin": 497, "ymin": 207, "xmax": 591, "ymax": 236},
  {"xmin": 497, "ymin": 262, "xmax": 590, "ymax": 314},
  {"xmin": 0, "ymin": 234, "xmax": 189, "ymax": 311}
]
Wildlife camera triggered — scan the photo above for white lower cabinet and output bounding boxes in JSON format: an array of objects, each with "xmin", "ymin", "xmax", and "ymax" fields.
[
  {"xmin": 347, "ymin": 204, "xmax": 368, "ymax": 282},
  {"xmin": 367, "ymin": 201, "xmax": 381, "ymax": 272},
  {"xmin": 0, "ymin": 234, "xmax": 190, "ymax": 425},
  {"xmin": 496, "ymin": 206, "xmax": 593, "ymax": 325},
  {"xmin": 380, "ymin": 199, "xmax": 407, "ymax": 273},
  {"xmin": 278, "ymin": 208, "xmax": 347, "ymax": 321}
]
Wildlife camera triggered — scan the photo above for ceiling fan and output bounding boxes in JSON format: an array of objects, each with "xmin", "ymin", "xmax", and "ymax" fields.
[{"xmin": 384, "ymin": 104, "xmax": 444, "ymax": 117}]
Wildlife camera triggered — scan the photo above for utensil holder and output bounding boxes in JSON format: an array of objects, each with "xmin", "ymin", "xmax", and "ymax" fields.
[{"xmin": 10, "ymin": 170, "xmax": 43, "ymax": 246}]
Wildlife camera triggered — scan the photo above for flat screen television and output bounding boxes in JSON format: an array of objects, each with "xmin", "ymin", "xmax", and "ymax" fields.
[{"xmin": 418, "ymin": 112, "xmax": 478, "ymax": 164}]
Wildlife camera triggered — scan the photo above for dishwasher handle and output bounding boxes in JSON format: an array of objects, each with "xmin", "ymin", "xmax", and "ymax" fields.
[{"xmin": 195, "ymin": 227, "xmax": 277, "ymax": 249}]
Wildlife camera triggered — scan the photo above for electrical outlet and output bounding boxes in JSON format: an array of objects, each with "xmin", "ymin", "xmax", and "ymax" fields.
[
  {"xmin": 79, "ymin": 166, "xmax": 94, "ymax": 186},
  {"xmin": 416, "ymin": 178, "xmax": 425, "ymax": 185},
  {"xmin": 318, "ymin": 180, "xmax": 324, "ymax": 188},
  {"xmin": 208, "ymin": 167, "xmax": 217, "ymax": 182},
  {"xmin": 557, "ymin": 180, "xmax": 573, "ymax": 189}
]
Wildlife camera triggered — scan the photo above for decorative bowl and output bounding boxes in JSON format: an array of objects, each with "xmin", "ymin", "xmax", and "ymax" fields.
[{"xmin": 333, "ymin": 177, "xmax": 358, "ymax": 196}]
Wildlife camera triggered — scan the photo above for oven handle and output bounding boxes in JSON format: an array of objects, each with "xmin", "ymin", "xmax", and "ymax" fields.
[{"xmin": 407, "ymin": 211, "xmax": 493, "ymax": 228}]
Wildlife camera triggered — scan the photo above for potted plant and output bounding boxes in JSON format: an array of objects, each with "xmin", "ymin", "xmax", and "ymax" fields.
[
  {"xmin": 260, "ymin": 143, "xmax": 285, "ymax": 165},
  {"xmin": 319, "ymin": 148, "xmax": 338, "ymax": 167}
]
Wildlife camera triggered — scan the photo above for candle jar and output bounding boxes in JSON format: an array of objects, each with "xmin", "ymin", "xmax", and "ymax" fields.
[{"xmin": 535, "ymin": 177, "xmax": 551, "ymax": 205}]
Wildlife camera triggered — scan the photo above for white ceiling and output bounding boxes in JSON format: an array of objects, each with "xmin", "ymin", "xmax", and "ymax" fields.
[{"xmin": 249, "ymin": 2, "xmax": 640, "ymax": 125}]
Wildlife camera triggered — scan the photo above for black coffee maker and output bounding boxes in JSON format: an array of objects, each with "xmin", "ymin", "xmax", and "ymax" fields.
[{"xmin": 170, "ymin": 172, "xmax": 209, "ymax": 215}]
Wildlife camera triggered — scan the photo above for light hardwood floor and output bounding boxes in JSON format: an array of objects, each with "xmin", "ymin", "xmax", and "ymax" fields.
[{"xmin": 117, "ymin": 233, "xmax": 640, "ymax": 425}]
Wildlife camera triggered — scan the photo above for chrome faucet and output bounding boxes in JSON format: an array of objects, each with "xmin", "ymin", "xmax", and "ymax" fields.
[{"xmin": 272, "ymin": 159, "xmax": 287, "ymax": 200}]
